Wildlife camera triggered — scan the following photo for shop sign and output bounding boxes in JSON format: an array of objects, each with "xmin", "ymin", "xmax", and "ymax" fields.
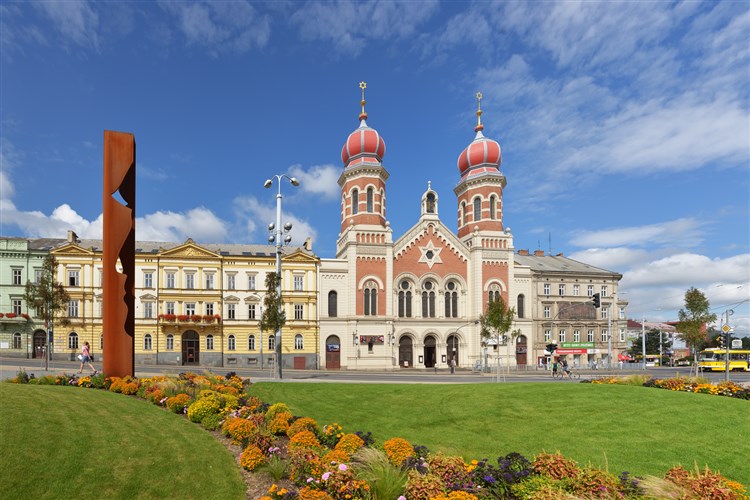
[
  {"xmin": 560, "ymin": 342, "xmax": 594, "ymax": 348},
  {"xmin": 556, "ymin": 348, "xmax": 587, "ymax": 354}
]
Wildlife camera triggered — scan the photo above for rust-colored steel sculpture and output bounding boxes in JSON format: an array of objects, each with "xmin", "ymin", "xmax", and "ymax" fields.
[{"xmin": 102, "ymin": 130, "xmax": 136, "ymax": 377}]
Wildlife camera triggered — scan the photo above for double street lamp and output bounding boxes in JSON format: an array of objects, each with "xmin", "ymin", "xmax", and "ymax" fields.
[{"xmin": 264, "ymin": 174, "xmax": 300, "ymax": 380}]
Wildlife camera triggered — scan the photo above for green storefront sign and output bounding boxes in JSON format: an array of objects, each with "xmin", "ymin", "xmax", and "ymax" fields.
[{"xmin": 560, "ymin": 342, "xmax": 595, "ymax": 349}]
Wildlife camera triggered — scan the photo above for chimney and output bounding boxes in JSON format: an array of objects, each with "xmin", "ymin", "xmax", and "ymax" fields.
[
  {"xmin": 518, "ymin": 249, "xmax": 529, "ymax": 256},
  {"xmin": 534, "ymin": 250, "xmax": 545, "ymax": 256},
  {"xmin": 67, "ymin": 230, "xmax": 79, "ymax": 243},
  {"xmin": 303, "ymin": 237, "xmax": 312, "ymax": 251},
  {"xmin": 556, "ymin": 252, "xmax": 564, "ymax": 257}
]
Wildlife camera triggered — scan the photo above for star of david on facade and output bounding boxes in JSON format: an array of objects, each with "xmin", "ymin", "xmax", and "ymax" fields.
[{"xmin": 418, "ymin": 240, "xmax": 443, "ymax": 269}]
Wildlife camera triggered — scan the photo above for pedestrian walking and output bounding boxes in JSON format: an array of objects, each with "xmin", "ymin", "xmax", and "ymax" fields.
[
  {"xmin": 78, "ymin": 341, "xmax": 97, "ymax": 374},
  {"xmin": 449, "ymin": 357, "xmax": 456, "ymax": 374},
  {"xmin": 552, "ymin": 359, "xmax": 558, "ymax": 376}
]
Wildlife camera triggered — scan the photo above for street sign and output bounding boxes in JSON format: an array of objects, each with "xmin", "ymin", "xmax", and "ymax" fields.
[
  {"xmin": 732, "ymin": 339, "xmax": 742, "ymax": 349},
  {"xmin": 721, "ymin": 324, "xmax": 730, "ymax": 333}
]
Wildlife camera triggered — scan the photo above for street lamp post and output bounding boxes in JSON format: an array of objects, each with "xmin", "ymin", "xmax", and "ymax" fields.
[{"xmin": 264, "ymin": 174, "xmax": 300, "ymax": 380}]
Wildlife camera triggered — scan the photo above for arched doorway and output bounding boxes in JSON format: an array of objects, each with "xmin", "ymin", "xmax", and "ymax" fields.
[
  {"xmin": 446, "ymin": 334, "xmax": 460, "ymax": 366},
  {"xmin": 33, "ymin": 330, "xmax": 46, "ymax": 359},
  {"xmin": 516, "ymin": 335, "xmax": 527, "ymax": 366},
  {"xmin": 423, "ymin": 335, "xmax": 437, "ymax": 368},
  {"xmin": 182, "ymin": 330, "xmax": 199, "ymax": 365},
  {"xmin": 398, "ymin": 336, "xmax": 413, "ymax": 368},
  {"xmin": 325, "ymin": 335, "xmax": 341, "ymax": 370}
]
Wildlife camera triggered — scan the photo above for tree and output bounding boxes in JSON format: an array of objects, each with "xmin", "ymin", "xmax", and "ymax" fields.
[
  {"xmin": 479, "ymin": 296, "xmax": 516, "ymax": 373},
  {"xmin": 261, "ymin": 272, "xmax": 286, "ymax": 376},
  {"xmin": 629, "ymin": 328, "xmax": 673, "ymax": 356},
  {"xmin": 677, "ymin": 287, "xmax": 717, "ymax": 376}
]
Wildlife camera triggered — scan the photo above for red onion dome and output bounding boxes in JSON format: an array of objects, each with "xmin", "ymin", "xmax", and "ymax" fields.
[
  {"xmin": 341, "ymin": 119, "xmax": 386, "ymax": 168},
  {"xmin": 457, "ymin": 129, "xmax": 502, "ymax": 175}
]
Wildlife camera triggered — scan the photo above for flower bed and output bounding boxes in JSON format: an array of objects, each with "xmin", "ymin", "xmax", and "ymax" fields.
[
  {"xmin": 8, "ymin": 370, "xmax": 748, "ymax": 499},
  {"xmin": 589, "ymin": 375, "xmax": 750, "ymax": 400}
]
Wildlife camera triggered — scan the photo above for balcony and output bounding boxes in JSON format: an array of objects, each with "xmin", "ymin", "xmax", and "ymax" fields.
[{"xmin": 158, "ymin": 314, "xmax": 222, "ymax": 330}]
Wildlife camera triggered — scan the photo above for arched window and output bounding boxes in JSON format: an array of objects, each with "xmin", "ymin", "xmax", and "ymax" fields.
[
  {"xmin": 328, "ymin": 290, "xmax": 338, "ymax": 317},
  {"xmin": 13, "ymin": 332, "xmax": 21, "ymax": 349},
  {"xmin": 166, "ymin": 334, "xmax": 174, "ymax": 350},
  {"xmin": 398, "ymin": 280, "xmax": 413, "ymax": 318},
  {"xmin": 248, "ymin": 335, "xmax": 256, "ymax": 350},
  {"xmin": 68, "ymin": 332, "xmax": 78, "ymax": 349},
  {"xmin": 268, "ymin": 334, "xmax": 276, "ymax": 351},
  {"xmin": 366, "ymin": 187, "xmax": 374, "ymax": 212},
  {"xmin": 352, "ymin": 188, "xmax": 359, "ymax": 215},
  {"xmin": 489, "ymin": 195, "xmax": 496, "ymax": 219},
  {"xmin": 426, "ymin": 193, "xmax": 436, "ymax": 213},
  {"xmin": 144, "ymin": 333, "xmax": 152, "ymax": 350},
  {"xmin": 517, "ymin": 294, "xmax": 525, "ymax": 318},
  {"xmin": 488, "ymin": 284, "xmax": 501, "ymax": 304},
  {"xmin": 363, "ymin": 280, "xmax": 378, "ymax": 316},
  {"xmin": 444, "ymin": 281, "xmax": 458, "ymax": 318},
  {"xmin": 206, "ymin": 334, "xmax": 214, "ymax": 350},
  {"xmin": 228, "ymin": 334, "xmax": 236, "ymax": 351},
  {"xmin": 294, "ymin": 334, "xmax": 303, "ymax": 350},
  {"xmin": 461, "ymin": 201, "xmax": 467, "ymax": 225},
  {"xmin": 421, "ymin": 281, "xmax": 436, "ymax": 318},
  {"xmin": 100, "ymin": 334, "xmax": 103, "ymax": 350},
  {"xmin": 473, "ymin": 197, "xmax": 482, "ymax": 222}
]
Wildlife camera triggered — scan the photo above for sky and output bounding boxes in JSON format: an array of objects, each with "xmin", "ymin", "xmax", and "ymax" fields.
[{"xmin": 1, "ymin": 1, "xmax": 749, "ymax": 334}]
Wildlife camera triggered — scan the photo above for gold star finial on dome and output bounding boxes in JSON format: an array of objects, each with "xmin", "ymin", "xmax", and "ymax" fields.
[
  {"xmin": 475, "ymin": 91, "xmax": 484, "ymax": 131},
  {"xmin": 359, "ymin": 81, "xmax": 368, "ymax": 121}
]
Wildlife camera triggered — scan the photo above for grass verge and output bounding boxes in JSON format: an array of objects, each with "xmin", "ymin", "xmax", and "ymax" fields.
[
  {"xmin": 249, "ymin": 381, "xmax": 750, "ymax": 484},
  {"xmin": 0, "ymin": 383, "xmax": 246, "ymax": 499}
]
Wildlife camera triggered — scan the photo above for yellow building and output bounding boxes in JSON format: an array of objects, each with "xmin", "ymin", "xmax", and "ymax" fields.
[{"xmin": 49, "ymin": 233, "xmax": 319, "ymax": 369}]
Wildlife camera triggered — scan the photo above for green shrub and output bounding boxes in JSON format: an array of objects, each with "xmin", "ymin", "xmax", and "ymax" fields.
[
  {"xmin": 201, "ymin": 413, "xmax": 223, "ymax": 431},
  {"xmin": 265, "ymin": 402, "xmax": 291, "ymax": 422},
  {"xmin": 187, "ymin": 397, "xmax": 221, "ymax": 423},
  {"xmin": 511, "ymin": 475, "xmax": 568, "ymax": 499},
  {"xmin": 354, "ymin": 447, "xmax": 408, "ymax": 500}
]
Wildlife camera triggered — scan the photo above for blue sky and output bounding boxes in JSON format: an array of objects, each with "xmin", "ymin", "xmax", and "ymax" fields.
[{"xmin": 1, "ymin": 1, "xmax": 748, "ymax": 333}]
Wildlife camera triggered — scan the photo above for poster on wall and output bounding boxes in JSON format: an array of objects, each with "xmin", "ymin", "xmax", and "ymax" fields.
[{"xmin": 359, "ymin": 335, "xmax": 385, "ymax": 345}]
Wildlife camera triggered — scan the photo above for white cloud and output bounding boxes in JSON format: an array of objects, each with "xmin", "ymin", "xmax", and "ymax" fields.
[
  {"xmin": 34, "ymin": 0, "xmax": 100, "ymax": 51},
  {"xmin": 570, "ymin": 218, "xmax": 707, "ymax": 248},
  {"xmin": 289, "ymin": 164, "xmax": 340, "ymax": 200},
  {"xmin": 622, "ymin": 253, "xmax": 750, "ymax": 288},
  {"xmin": 567, "ymin": 247, "xmax": 651, "ymax": 271},
  {"xmin": 158, "ymin": 0, "xmax": 270, "ymax": 54},
  {"xmin": 233, "ymin": 195, "xmax": 317, "ymax": 247},
  {"xmin": 136, "ymin": 207, "xmax": 229, "ymax": 242}
]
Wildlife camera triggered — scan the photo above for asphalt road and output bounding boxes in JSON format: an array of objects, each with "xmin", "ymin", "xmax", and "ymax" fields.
[{"xmin": 2, "ymin": 357, "xmax": 749, "ymax": 385}]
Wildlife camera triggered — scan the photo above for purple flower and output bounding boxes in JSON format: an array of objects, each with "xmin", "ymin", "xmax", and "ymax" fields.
[
  {"xmin": 338, "ymin": 464, "xmax": 348, "ymax": 471},
  {"xmin": 306, "ymin": 478, "xmax": 314, "ymax": 483},
  {"xmin": 322, "ymin": 472, "xmax": 331, "ymax": 481},
  {"xmin": 484, "ymin": 475, "xmax": 495, "ymax": 483}
]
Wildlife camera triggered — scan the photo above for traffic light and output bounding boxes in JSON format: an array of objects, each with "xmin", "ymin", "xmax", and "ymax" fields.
[
  {"xmin": 545, "ymin": 343, "xmax": 557, "ymax": 354},
  {"xmin": 718, "ymin": 334, "xmax": 725, "ymax": 348},
  {"xmin": 592, "ymin": 293, "xmax": 601, "ymax": 308}
]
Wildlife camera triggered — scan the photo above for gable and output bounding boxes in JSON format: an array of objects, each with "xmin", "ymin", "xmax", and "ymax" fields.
[
  {"xmin": 160, "ymin": 240, "xmax": 219, "ymax": 259},
  {"xmin": 394, "ymin": 221, "xmax": 468, "ymax": 263},
  {"xmin": 284, "ymin": 249, "xmax": 319, "ymax": 264},
  {"xmin": 51, "ymin": 243, "xmax": 95, "ymax": 256}
]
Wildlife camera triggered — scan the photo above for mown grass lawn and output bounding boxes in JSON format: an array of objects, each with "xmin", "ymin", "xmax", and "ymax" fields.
[
  {"xmin": 249, "ymin": 382, "xmax": 750, "ymax": 484},
  {"xmin": 0, "ymin": 383, "xmax": 246, "ymax": 500}
]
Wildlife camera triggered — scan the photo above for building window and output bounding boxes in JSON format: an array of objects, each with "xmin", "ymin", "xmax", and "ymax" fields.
[
  {"xmin": 144, "ymin": 302, "xmax": 153, "ymax": 319},
  {"xmin": 559, "ymin": 284, "xmax": 565, "ymax": 296},
  {"xmin": 602, "ymin": 306, "xmax": 609, "ymax": 320},
  {"xmin": 426, "ymin": 192, "xmax": 436, "ymax": 213},
  {"xmin": 228, "ymin": 335, "xmax": 236, "ymax": 351},
  {"xmin": 185, "ymin": 303, "xmax": 196, "ymax": 316},
  {"xmin": 68, "ymin": 300, "xmax": 79, "ymax": 318},
  {"xmin": 248, "ymin": 335, "xmax": 256, "ymax": 350},
  {"xmin": 144, "ymin": 272, "xmax": 153, "ymax": 288},
  {"xmin": 461, "ymin": 201, "xmax": 467, "ymax": 225},
  {"xmin": 489, "ymin": 195, "xmax": 496, "ymax": 219},
  {"xmin": 294, "ymin": 304, "xmax": 303, "ymax": 320},
  {"xmin": 544, "ymin": 329, "xmax": 551, "ymax": 342},
  {"xmin": 601, "ymin": 285, "xmax": 608, "ymax": 297},
  {"xmin": 398, "ymin": 281, "xmax": 413, "ymax": 318},
  {"xmin": 12, "ymin": 299, "xmax": 22, "ymax": 315},
  {"xmin": 573, "ymin": 284, "xmax": 580, "ymax": 296},
  {"xmin": 619, "ymin": 307, "xmax": 625, "ymax": 320},
  {"xmin": 352, "ymin": 188, "xmax": 359, "ymax": 214},
  {"xmin": 268, "ymin": 334, "xmax": 275, "ymax": 351},
  {"xmin": 601, "ymin": 330, "xmax": 609, "ymax": 342},
  {"xmin": 166, "ymin": 302, "xmax": 175, "ymax": 315},
  {"xmin": 228, "ymin": 304, "xmax": 236, "ymax": 320},
  {"xmin": 366, "ymin": 187, "xmax": 374, "ymax": 212},
  {"xmin": 587, "ymin": 285, "xmax": 594, "ymax": 296},
  {"xmin": 166, "ymin": 334, "xmax": 174, "ymax": 350},
  {"xmin": 543, "ymin": 306, "xmax": 551, "ymax": 319},
  {"xmin": 619, "ymin": 328, "xmax": 625, "ymax": 342},
  {"xmin": 421, "ymin": 281, "xmax": 436, "ymax": 318},
  {"xmin": 227, "ymin": 274, "xmax": 235, "ymax": 290},
  {"xmin": 144, "ymin": 334, "xmax": 152, "ymax": 350},
  {"xmin": 67, "ymin": 270, "xmax": 79, "ymax": 286},
  {"xmin": 68, "ymin": 332, "xmax": 78, "ymax": 349},
  {"xmin": 445, "ymin": 281, "xmax": 458, "ymax": 318},
  {"xmin": 12, "ymin": 269, "xmax": 22, "ymax": 285},
  {"xmin": 206, "ymin": 335, "xmax": 214, "ymax": 350},
  {"xmin": 98, "ymin": 268, "xmax": 103, "ymax": 286},
  {"xmin": 573, "ymin": 329, "xmax": 581, "ymax": 342},
  {"xmin": 294, "ymin": 275, "xmax": 304, "ymax": 291},
  {"xmin": 185, "ymin": 273, "xmax": 195, "ymax": 289},
  {"xmin": 488, "ymin": 284, "xmax": 501, "ymax": 303},
  {"xmin": 516, "ymin": 294, "xmax": 525, "ymax": 318},
  {"xmin": 13, "ymin": 332, "xmax": 22, "ymax": 349},
  {"xmin": 248, "ymin": 304, "xmax": 256, "ymax": 320},
  {"xmin": 34, "ymin": 269, "xmax": 43, "ymax": 284},
  {"xmin": 473, "ymin": 197, "xmax": 481, "ymax": 222},
  {"xmin": 205, "ymin": 303, "xmax": 214, "ymax": 316},
  {"xmin": 328, "ymin": 291, "xmax": 338, "ymax": 317},
  {"xmin": 587, "ymin": 329, "xmax": 594, "ymax": 342},
  {"xmin": 248, "ymin": 275, "xmax": 256, "ymax": 290},
  {"xmin": 205, "ymin": 274, "xmax": 214, "ymax": 290},
  {"xmin": 543, "ymin": 283, "xmax": 550, "ymax": 296},
  {"xmin": 559, "ymin": 330, "xmax": 566, "ymax": 342},
  {"xmin": 363, "ymin": 281, "xmax": 378, "ymax": 316},
  {"xmin": 97, "ymin": 301, "xmax": 102, "ymax": 318},
  {"xmin": 294, "ymin": 334, "xmax": 303, "ymax": 350},
  {"xmin": 166, "ymin": 272, "xmax": 175, "ymax": 289}
]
